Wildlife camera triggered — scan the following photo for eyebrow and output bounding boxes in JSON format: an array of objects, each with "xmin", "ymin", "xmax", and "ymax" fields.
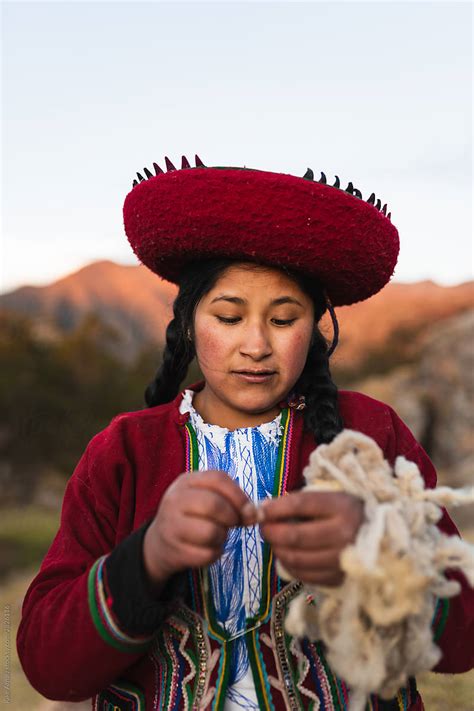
[{"xmin": 209, "ymin": 295, "xmax": 304, "ymax": 307}]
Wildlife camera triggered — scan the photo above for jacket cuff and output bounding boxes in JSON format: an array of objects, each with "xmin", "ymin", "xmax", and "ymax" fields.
[{"xmin": 87, "ymin": 519, "xmax": 184, "ymax": 652}]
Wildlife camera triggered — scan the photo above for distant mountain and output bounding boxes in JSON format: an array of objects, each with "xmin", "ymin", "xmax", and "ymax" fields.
[
  {"xmin": 1, "ymin": 260, "xmax": 473, "ymax": 366},
  {"xmin": 0, "ymin": 261, "xmax": 177, "ymax": 362},
  {"xmin": 327, "ymin": 279, "xmax": 474, "ymax": 374}
]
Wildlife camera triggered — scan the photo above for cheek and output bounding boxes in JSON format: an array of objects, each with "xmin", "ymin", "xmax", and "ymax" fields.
[
  {"xmin": 280, "ymin": 330, "xmax": 312, "ymax": 372},
  {"xmin": 194, "ymin": 325, "xmax": 230, "ymax": 364}
]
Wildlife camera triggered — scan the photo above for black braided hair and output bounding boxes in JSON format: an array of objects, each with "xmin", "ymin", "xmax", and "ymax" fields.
[
  {"xmin": 279, "ymin": 266, "xmax": 344, "ymax": 444},
  {"xmin": 144, "ymin": 258, "xmax": 228, "ymax": 407},
  {"xmin": 301, "ymin": 326, "xmax": 344, "ymax": 443},
  {"xmin": 143, "ymin": 293, "xmax": 194, "ymax": 408},
  {"xmin": 144, "ymin": 257, "xmax": 343, "ymax": 444}
]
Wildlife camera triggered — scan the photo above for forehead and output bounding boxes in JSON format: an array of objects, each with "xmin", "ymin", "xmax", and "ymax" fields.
[{"xmin": 211, "ymin": 262, "xmax": 303, "ymax": 292}]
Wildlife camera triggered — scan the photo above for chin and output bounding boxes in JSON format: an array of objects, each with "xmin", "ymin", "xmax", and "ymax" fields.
[{"xmin": 229, "ymin": 390, "xmax": 282, "ymax": 413}]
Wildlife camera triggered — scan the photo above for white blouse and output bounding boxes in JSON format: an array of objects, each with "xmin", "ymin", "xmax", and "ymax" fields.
[{"xmin": 179, "ymin": 389, "xmax": 284, "ymax": 710}]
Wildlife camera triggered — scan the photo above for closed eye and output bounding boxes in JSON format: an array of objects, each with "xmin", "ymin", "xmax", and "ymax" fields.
[
  {"xmin": 216, "ymin": 316, "xmax": 240, "ymax": 323},
  {"xmin": 216, "ymin": 316, "xmax": 297, "ymax": 326},
  {"xmin": 273, "ymin": 319, "xmax": 296, "ymax": 326}
]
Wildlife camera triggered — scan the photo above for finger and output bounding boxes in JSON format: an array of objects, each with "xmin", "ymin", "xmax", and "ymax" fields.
[
  {"xmin": 273, "ymin": 546, "xmax": 341, "ymax": 572},
  {"xmin": 259, "ymin": 491, "xmax": 352, "ymax": 523},
  {"xmin": 151, "ymin": 531, "xmax": 222, "ymax": 577},
  {"xmin": 188, "ymin": 470, "xmax": 256, "ymax": 523},
  {"xmin": 297, "ymin": 570, "xmax": 345, "ymax": 587},
  {"xmin": 174, "ymin": 541, "xmax": 224, "ymax": 569},
  {"xmin": 180, "ymin": 489, "xmax": 243, "ymax": 528},
  {"xmin": 241, "ymin": 501, "xmax": 259, "ymax": 527},
  {"xmin": 178, "ymin": 515, "xmax": 229, "ymax": 548},
  {"xmin": 260, "ymin": 518, "xmax": 342, "ymax": 550},
  {"xmin": 274, "ymin": 555, "xmax": 344, "ymax": 586}
]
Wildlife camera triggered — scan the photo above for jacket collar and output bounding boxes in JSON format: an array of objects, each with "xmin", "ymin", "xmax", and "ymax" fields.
[
  {"xmin": 171, "ymin": 378, "xmax": 295, "ymax": 426},
  {"xmin": 171, "ymin": 379, "xmax": 206, "ymax": 425},
  {"xmin": 170, "ymin": 379, "xmax": 311, "ymax": 491}
]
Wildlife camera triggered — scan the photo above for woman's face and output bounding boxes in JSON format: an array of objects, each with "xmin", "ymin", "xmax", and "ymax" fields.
[{"xmin": 191, "ymin": 262, "xmax": 316, "ymax": 429}]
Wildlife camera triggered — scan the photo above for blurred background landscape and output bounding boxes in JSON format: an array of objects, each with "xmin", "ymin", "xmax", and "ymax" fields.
[
  {"xmin": 3, "ymin": 0, "xmax": 472, "ymax": 707},
  {"xmin": 0, "ymin": 260, "xmax": 473, "ymax": 709}
]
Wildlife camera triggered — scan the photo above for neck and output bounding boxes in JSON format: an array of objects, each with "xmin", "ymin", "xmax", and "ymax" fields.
[{"xmin": 191, "ymin": 385, "xmax": 283, "ymax": 430}]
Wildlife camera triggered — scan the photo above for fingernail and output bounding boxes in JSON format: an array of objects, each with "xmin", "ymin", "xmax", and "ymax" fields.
[{"xmin": 256, "ymin": 507, "xmax": 266, "ymax": 524}]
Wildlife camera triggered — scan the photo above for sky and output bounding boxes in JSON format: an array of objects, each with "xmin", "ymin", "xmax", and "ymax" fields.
[{"xmin": 1, "ymin": 0, "xmax": 473, "ymax": 294}]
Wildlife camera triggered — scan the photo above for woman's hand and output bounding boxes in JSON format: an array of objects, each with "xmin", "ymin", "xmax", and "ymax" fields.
[
  {"xmin": 259, "ymin": 491, "xmax": 364, "ymax": 586},
  {"xmin": 143, "ymin": 470, "xmax": 258, "ymax": 591}
]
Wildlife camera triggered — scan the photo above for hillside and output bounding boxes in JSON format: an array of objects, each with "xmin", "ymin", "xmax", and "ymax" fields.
[
  {"xmin": 0, "ymin": 261, "xmax": 176, "ymax": 361},
  {"xmin": 328, "ymin": 280, "xmax": 474, "ymax": 374},
  {"xmin": 1, "ymin": 260, "xmax": 473, "ymax": 366}
]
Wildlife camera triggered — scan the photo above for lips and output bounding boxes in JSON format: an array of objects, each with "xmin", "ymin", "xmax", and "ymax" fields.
[
  {"xmin": 232, "ymin": 370, "xmax": 276, "ymax": 383},
  {"xmin": 233, "ymin": 370, "xmax": 276, "ymax": 375}
]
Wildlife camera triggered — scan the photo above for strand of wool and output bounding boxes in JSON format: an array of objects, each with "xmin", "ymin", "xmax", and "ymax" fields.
[{"xmin": 276, "ymin": 429, "xmax": 474, "ymax": 711}]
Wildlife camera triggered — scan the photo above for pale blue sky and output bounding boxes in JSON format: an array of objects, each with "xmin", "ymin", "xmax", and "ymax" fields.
[{"xmin": 2, "ymin": 1, "xmax": 472, "ymax": 293}]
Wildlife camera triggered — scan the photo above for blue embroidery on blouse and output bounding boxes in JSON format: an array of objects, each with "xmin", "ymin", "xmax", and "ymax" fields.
[{"xmin": 179, "ymin": 391, "xmax": 282, "ymax": 707}]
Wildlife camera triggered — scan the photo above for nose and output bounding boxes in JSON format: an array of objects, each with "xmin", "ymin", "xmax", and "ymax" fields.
[{"xmin": 239, "ymin": 321, "xmax": 273, "ymax": 360}]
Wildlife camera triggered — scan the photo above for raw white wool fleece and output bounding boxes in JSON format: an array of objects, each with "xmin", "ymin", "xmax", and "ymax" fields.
[{"xmin": 276, "ymin": 429, "xmax": 474, "ymax": 711}]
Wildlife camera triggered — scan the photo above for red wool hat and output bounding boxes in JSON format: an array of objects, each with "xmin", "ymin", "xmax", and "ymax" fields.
[{"xmin": 123, "ymin": 155, "xmax": 399, "ymax": 307}]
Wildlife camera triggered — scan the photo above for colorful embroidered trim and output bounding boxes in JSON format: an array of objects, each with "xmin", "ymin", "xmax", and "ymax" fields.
[
  {"xmin": 302, "ymin": 620, "xmax": 417, "ymax": 709},
  {"xmin": 150, "ymin": 606, "xmax": 218, "ymax": 711},
  {"xmin": 367, "ymin": 676, "xmax": 418, "ymax": 710},
  {"xmin": 93, "ymin": 679, "xmax": 146, "ymax": 710},
  {"xmin": 184, "ymin": 408, "xmax": 293, "ymax": 638},
  {"xmin": 431, "ymin": 596, "xmax": 450, "ymax": 642},
  {"xmin": 182, "ymin": 410, "xmax": 421, "ymax": 711},
  {"xmin": 248, "ymin": 628, "xmax": 275, "ymax": 711},
  {"xmin": 184, "ymin": 407, "xmax": 294, "ymax": 710},
  {"xmin": 88, "ymin": 554, "xmax": 155, "ymax": 653},
  {"xmin": 270, "ymin": 582, "xmax": 350, "ymax": 711}
]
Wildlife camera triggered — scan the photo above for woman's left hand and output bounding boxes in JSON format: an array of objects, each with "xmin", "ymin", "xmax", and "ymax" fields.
[{"xmin": 259, "ymin": 491, "xmax": 364, "ymax": 586}]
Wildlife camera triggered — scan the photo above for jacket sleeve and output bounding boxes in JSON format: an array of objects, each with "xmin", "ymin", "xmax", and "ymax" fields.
[
  {"xmin": 16, "ymin": 418, "xmax": 179, "ymax": 702},
  {"xmin": 386, "ymin": 405, "xmax": 474, "ymax": 674}
]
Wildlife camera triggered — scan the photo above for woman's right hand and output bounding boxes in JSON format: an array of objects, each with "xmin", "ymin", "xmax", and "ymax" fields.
[{"xmin": 142, "ymin": 470, "xmax": 258, "ymax": 591}]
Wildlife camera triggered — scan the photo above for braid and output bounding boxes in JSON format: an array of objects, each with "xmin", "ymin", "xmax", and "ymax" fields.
[
  {"xmin": 295, "ymin": 326, "xmax": 344, "ymax": 445},
  {"xmin": 144, "ymin": 256, "xmax": 242, "ymax": 407},
  {"xmin": 282, "ymin": 268, "xmax": 343, "ymax": 445},
  {"xmin": 144, "ymin": 289, "xmax": 195, "ymax": 407}
]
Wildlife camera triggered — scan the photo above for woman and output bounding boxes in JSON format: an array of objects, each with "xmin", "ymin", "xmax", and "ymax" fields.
[{"xmin": 17, "ymin": 156, "xmax": 474, "ymax": 710}]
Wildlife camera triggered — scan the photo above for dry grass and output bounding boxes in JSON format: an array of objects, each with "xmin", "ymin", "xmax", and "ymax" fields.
[
  {"xmin": 0, "ymin": 567, "xmax": 91, "ymax": 710},
  {"xmin": 1, "ymin": 567, "xmax": 54, "ymax": 709},
  {"xmin": 417, "ymin": 669, "xmax": 474, "ymax": 711}
]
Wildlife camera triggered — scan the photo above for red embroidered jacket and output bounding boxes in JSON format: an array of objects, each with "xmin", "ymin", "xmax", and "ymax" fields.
[{"xmin": 16, "ymin": 381, "xmax": 474, "ymax": 710}]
